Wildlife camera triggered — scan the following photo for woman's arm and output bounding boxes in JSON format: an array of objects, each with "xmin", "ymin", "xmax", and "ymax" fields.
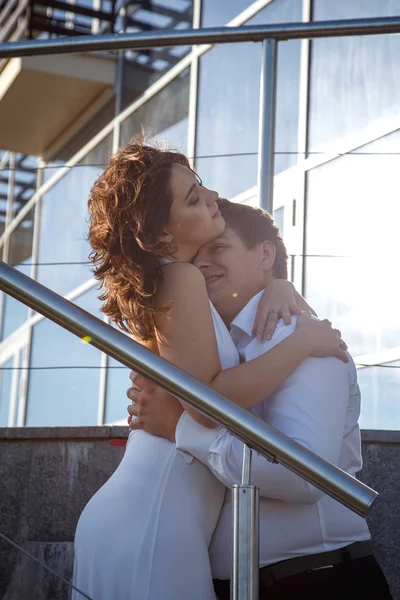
[
  {"xmin": 155, "ymin": 263, "xmax": 345, "ymax": 428},
  {"xmin": 253, "ymin": 279, "xmax": 317, "ymax": 341}
]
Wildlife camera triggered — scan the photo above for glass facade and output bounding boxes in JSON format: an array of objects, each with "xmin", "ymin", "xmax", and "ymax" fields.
[
  {"xmin": 196, "ymin": 0, "xmax": 302, "ymax": 198},
  {"xmin": 0, "ymin": 358, "xmax": 13, "ymax": 426},
  {"xmin": 26, "ymin": 288, "xmax": 103, "ymax": 426},
  {"xmin": 1, "ymin": 209, "xmax": 34, "ymax": 340},
  {"xmin": 0, "ymin": 0, "xmax": 399, "ymax": 430},
  {"xmin": 309, "ymin": 1, "xmax": 400, "ymax": 154},
  {"xmin": 120, "ymin": 69, "xmax": 190, "ymax": 152}
]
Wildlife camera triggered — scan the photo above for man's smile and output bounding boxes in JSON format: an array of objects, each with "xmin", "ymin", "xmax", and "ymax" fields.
[{"xmin": 204, "ymin": 274, "xmax": 223, "ymax": 285}]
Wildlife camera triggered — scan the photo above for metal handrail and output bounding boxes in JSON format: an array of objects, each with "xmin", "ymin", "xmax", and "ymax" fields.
[
  {"xmin": 0, "ymin": 260, "xmax": 377, "ymax": 518},
  {"xmin": 1, "ymin": 15, "xmax": 400, "ymax": 57}
]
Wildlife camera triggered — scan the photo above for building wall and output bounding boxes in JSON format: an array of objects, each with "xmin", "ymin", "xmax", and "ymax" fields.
[{"xmin": 0, "ymin": 427, "xmax": 399, "ymax": 600}]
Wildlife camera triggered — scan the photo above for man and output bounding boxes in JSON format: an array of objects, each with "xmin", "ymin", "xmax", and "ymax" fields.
[{"xmin": 127, "ymin": 199, "xmax": 391, "ymax": 599}]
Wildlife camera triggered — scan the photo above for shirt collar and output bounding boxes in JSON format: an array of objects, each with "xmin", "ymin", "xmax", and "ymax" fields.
[{"xmin": 230, "ymin": 290, "xmax": 264, "ymax": 338}]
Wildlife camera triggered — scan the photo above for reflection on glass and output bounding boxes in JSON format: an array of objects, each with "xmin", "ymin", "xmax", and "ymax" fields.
[
  {"xmin": 309, "ymin": 0, "xmax": 400, "ymax": 153},
  {"xmin": 121, "ymin": 2, "xmax": 193, "ymax": 109},
  {"xmin": 105, "ymin": 356, "xmax": 130, "ymax": 424},
  {"xmin": 273, "ymin": 206, "xmax": 284, "ymax": 235},
  {"xmin": 120, "ymin": 70, "xmax": 190, "ymax": 153},
  {"xmin": 196, "ymin": 0, "xmax": 301, "ymax": 199},
  {"xmin": 78, "ymin": 132, "xmax": 114, "ymax": 168},
  {"xmin": 104, "ymin": 319, "xmax": 131, "ymax": 424},
  {"xmin": 43, "ymin": 161, "xmax": 66, "ymax": 184},
  {"xmin": 0, "ymin": 358, "xmax": 12, "ymax": 426},
  {"xmin": 26, "ymin": 287, "xmax": 103, "ymax": 426},
  {"xmin": 314, "ymin": 0, "xmax": 400, "ymax": 19},
  {"xmin": 201, "ymin": 0, "xmax": 252, "ymax": 26},
  {"xmin": 304, "ymin": 133, "xmax": 400, "ymax": 428},
  {"xmin": 36, "ymin": 136, "xmax": 115, "ymax": 299},
  {"xmin": 38, "ymin": 135, "xmax": 113, "ymax": 298},
  {"xmin": 2, "ymin": 209, "xmax": 35, "ymax": 340},
  {"xmin": 358, "ymin": 361, "xmax": 400, "ymax": 430},
  {"xmin": 36, "ymin": 167, "xmax": 95, "ymax": 296}
]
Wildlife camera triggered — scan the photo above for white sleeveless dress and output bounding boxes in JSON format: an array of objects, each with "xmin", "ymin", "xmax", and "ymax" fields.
[{"xmin": 72, "ymin": 302, "xmax": 239, "ymax": 600}]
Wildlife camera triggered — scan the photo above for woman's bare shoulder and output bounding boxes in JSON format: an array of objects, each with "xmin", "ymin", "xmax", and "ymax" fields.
[
  {"xmin": 157, "ymin": 262, "xmax": 207, "ymax": 306},
  {"xmin": 162, "ymin": 262, "xmax": 204, "ymax": 290}
]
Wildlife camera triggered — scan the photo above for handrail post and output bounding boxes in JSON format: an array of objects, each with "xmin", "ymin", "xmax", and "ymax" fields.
[
  {"xmin": 231, "ymin": 445, "xmax": 259, "ymax": 599},
  {"xmin": 257, "ymin": 38, "xmax": 278, "ymax": 214}
]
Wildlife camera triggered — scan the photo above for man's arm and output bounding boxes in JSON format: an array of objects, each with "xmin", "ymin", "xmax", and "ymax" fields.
[
  {"xmin": 128, "ymin": 354, "xmax": 350, "ymax": 504},
  {"xmin": 175, "ymin": 355, "xmax": 350, "ymax": 504}
]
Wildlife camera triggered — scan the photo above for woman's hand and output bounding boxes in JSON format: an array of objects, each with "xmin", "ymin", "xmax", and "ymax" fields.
[
  {"xmin": 253, "ymin": 280, "xmax": 314, "ymax": 341},
  {"xmin": 295, "ymin": 312, "xmax": 349, "ymax": 363}
]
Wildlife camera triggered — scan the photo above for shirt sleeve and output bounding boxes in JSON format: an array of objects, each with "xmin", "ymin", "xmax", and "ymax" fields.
[{"xmin": 175, "ymin": 347, "xmax": 351, "ymax": 505}]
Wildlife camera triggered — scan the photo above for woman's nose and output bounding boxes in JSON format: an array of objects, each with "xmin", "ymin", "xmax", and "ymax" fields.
[{"xmin": 207, "ymin": 189, "xmax": 219, "ymax": 205}]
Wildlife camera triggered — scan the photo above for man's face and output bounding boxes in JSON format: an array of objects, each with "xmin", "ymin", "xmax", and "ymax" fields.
[{"xmin": 193, "ymin": 226, "xmax": 268, "ymax": 314}]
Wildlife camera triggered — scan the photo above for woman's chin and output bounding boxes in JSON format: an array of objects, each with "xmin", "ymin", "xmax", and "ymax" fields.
[{"xmin": 213, "ymin": 214, "xmax": 226, "ymax": 235}]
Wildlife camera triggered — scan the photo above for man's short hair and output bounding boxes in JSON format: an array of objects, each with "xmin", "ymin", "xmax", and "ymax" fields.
[{"xmin": 217, "ymin": 198, "xmax": 288, "ymax": 279}]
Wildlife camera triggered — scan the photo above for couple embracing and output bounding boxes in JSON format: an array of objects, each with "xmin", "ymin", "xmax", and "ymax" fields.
[{"xmin": 72, "ymin": 140, "xmax": 391, "ymax": 600}]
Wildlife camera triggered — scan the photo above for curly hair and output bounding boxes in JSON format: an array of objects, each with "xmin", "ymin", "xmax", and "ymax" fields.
[{"xmin": 88, "ymin": 138, "xmax": 191, "ymax": 341}]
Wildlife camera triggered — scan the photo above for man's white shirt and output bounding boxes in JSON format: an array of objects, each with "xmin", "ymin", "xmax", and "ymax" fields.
[{"xmin": 175, "ymin": 291, "xmax": 370, "ymax": 580}]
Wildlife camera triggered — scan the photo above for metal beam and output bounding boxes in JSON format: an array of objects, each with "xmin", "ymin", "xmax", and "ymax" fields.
[
  {"xmin": 258, "ymin": 38, "xmax": 278, "ymax": 214},
  {"xmin": 1, "ymin": 16, "xmax": 400, "ymax": 57},
  {"xmin": 32, "ymin": 0, "xmax": 115, "ymax": 22},
  {"xmin": 0, "ymin": 260, "xmax": 377, "ymax": 517}
]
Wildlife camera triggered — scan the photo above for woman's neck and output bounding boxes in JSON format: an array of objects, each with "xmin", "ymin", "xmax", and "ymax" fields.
[{"xmin": 168, "ymin": 244, "xmax": 199, "ymax": 263}]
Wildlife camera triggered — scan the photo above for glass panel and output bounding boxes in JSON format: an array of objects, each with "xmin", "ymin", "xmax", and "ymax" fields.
[
  {"xmin": 43, "ymin": 161, "xmax": 66, "ymax": 184},
  {"xmin": 0, "ymin": 358, "xmax": 12, "ymax": 426},
  {"xmin": 105, "ymin": 355, "xmax": 131, "ymax": 424},
  {"xmin": 120, "ymin": 69, "xmax": 190, "ymax": 153},
  {"xmin": 273, "ymin": 206, "xmax": 284, "ymax": 235},
  {"xmin": 359, "ymin": 362, "xmax": 400, "ymax": 430},
  {"xmin": 26, "ymin": 287, "xmax": 103, "ymax": 426},
  {"xmin": 313, "ymin": 0, "xmax": 400, "ymax": 18},
  {"xmin": 121, "ymin": 1, "xmax": 193, "ymax": 110},
  {"xmin": 309, "ymin": 0, "xmax": 400, "ymax": 153},
  {"xmin": 304, "ymin": 132, "xmax": 400, "ymax": 427},
  {"xmin": 36, "ymin": 134, "xmax": 112, "ymax": 297},
  {"xmin": 0, "ymin": 166, "xmax": 10, "ymax": 249},
  {"xmin": 2, "ymin": 209, "xmax": 35, "ymax": 340},
  {"xmin": 201, "ymin": 0, "xmax": 252, "ymax": 26},
  {"xmin": 195, "ymin": 0, "xmax": 302, "ymax": 199}
]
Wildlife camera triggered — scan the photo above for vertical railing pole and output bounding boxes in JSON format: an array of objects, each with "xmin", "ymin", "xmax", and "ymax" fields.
[
  {"xmin": 257, "ymin": 38, "xmax": 278, "ymax": 214},
  {"xmin": 231, "ymin": 445, "xmax": 259, "ymax": 600},
  {"xmin": 231, "ymin": 38, "xmax": 278, "ymax": 598}
]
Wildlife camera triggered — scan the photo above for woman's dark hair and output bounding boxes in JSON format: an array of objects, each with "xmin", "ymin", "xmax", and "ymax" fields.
[
  {"xmin": 88, "ymin": 137, "xmax": 192, "ymax": 341},
  {"xmin": 217, "ymin": 198, "xmax": 288, "ymax": 279}
]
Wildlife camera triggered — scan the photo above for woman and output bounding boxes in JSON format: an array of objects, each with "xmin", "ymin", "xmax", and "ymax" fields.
[{"xmin": 72, "ymin": 140, "xmax": 346, "ymax": 600}]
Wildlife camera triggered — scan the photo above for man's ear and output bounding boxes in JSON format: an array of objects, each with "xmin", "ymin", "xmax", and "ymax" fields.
[{"xmin": 261, "ymin": 240, "xmax": 276, "ymax": 271}]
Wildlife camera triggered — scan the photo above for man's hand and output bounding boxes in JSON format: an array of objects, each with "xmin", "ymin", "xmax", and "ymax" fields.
[{"xmin": 126, "ymin": 371, "xmax": 184, "ymax": 442}]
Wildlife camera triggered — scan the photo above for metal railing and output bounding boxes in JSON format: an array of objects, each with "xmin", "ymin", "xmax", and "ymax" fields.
[
  {"xmin": 0, "ymin": 261, "xmax": 377, "ymax": 515},
  {"xmin": 0, "ymin": 259, "xmax": 378, "ymax": 599},
  {"xmin": 1, "ymin": 13, "xmax": 398, "ymax": 599}
]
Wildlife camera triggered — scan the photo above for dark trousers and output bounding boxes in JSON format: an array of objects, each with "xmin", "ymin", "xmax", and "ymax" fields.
[{"xmin": 213, "ymin": 555, "xmax": 392, "ymax": 600}]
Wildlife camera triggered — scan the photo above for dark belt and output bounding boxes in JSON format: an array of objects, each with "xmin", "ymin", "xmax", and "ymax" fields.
[{"xmin": 260, "ymin": 540, "xmax": 374, "ymax": 588}]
